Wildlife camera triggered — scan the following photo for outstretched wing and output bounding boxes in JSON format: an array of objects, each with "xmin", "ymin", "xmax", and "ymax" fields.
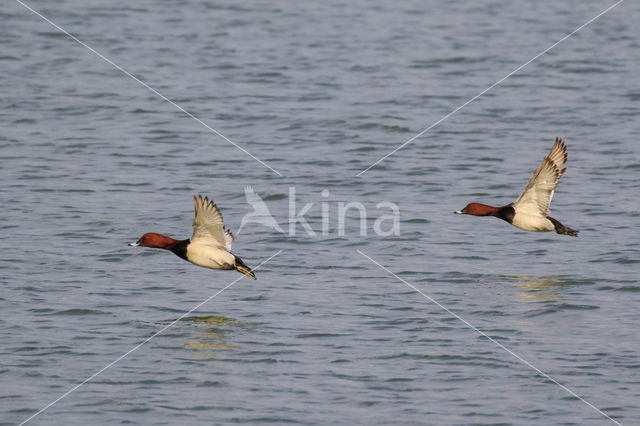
[
  {"xmin": 224, "ymin": 227, "xmax": 234, "ymax": 251},
  {"xmin": 513, "ymin": 137, "xmax": 568, "ymax": 216},
  {"xmin": 191, "ymin": 195, "xmax": 227, "ymax": 249}
]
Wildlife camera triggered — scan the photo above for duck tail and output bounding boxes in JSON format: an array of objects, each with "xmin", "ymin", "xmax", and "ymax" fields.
[
  {"xmin": 548, "ymin": 217, "xmax": 579, "ymax": 237},
  {"xmin": 234, "ymin": 256, "xmax": 256, "ymax": 280}
]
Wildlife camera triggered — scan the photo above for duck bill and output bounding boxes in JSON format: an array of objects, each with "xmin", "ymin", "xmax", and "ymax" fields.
[
  {"xmin": 235, "ymin": 264, "xmax": 256, "ymax": 280},
  {"xmin": 454, "ymin": 210, "xmax": 464, "ymax": 214},
  {"xmin": 128, "ymin": 241, "xmax": 140, "ymax": 247}
]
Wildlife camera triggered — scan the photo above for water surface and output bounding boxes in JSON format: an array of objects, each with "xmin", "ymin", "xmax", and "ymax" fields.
[{"xmin": 1, "ymin": 0, "xmax": 639, "ymax": 424}]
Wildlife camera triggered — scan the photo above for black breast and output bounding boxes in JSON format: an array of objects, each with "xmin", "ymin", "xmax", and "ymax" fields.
[
  {"xmin": 496, "ymin": 205, "xmax": 515, "ymax": 224},
  {"xmin": 171, "ymin": 239, "xmax": 190, "ymax": 261}
]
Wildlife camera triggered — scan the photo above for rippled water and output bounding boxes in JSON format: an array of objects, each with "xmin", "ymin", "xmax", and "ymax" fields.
[{"xmin": 2, "ymin": 0, "xmax": 639, "ymax": 424}]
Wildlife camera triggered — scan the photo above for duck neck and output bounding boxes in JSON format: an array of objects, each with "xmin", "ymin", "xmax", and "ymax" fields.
[
  {"xmin": 495, "ymin": 204, "xmax": 516, "ymax": 223},
  {"xmin": 170, "ymin": 239, "xmax": 190, "ymax": 260},
  {"xmin": 152, "ymin": 235, "xmax": 190, "ymax": 260}
]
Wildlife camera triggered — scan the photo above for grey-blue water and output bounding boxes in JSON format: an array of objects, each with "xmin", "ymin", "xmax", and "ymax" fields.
[{"xmin": 2, "ymin": 0, "xmax": 639, "ymax": 424}]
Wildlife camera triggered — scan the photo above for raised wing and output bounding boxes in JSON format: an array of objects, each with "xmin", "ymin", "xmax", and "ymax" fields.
[
  {"xmin": 191, "ymin": 195, "xmax": 227, "ymax": 249},
  {"xmin": 513, "ymin": 137, "xmax": 568, "ymax": 216},
  {"xmin": 224, "ymin": 227, "xmax": 234, "ymax": 251}
]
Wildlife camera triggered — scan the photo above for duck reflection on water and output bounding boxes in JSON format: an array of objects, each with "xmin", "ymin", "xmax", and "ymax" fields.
[{"xmin": 184, "ymin": 315, "xmax": 239, "ymax": 357}]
